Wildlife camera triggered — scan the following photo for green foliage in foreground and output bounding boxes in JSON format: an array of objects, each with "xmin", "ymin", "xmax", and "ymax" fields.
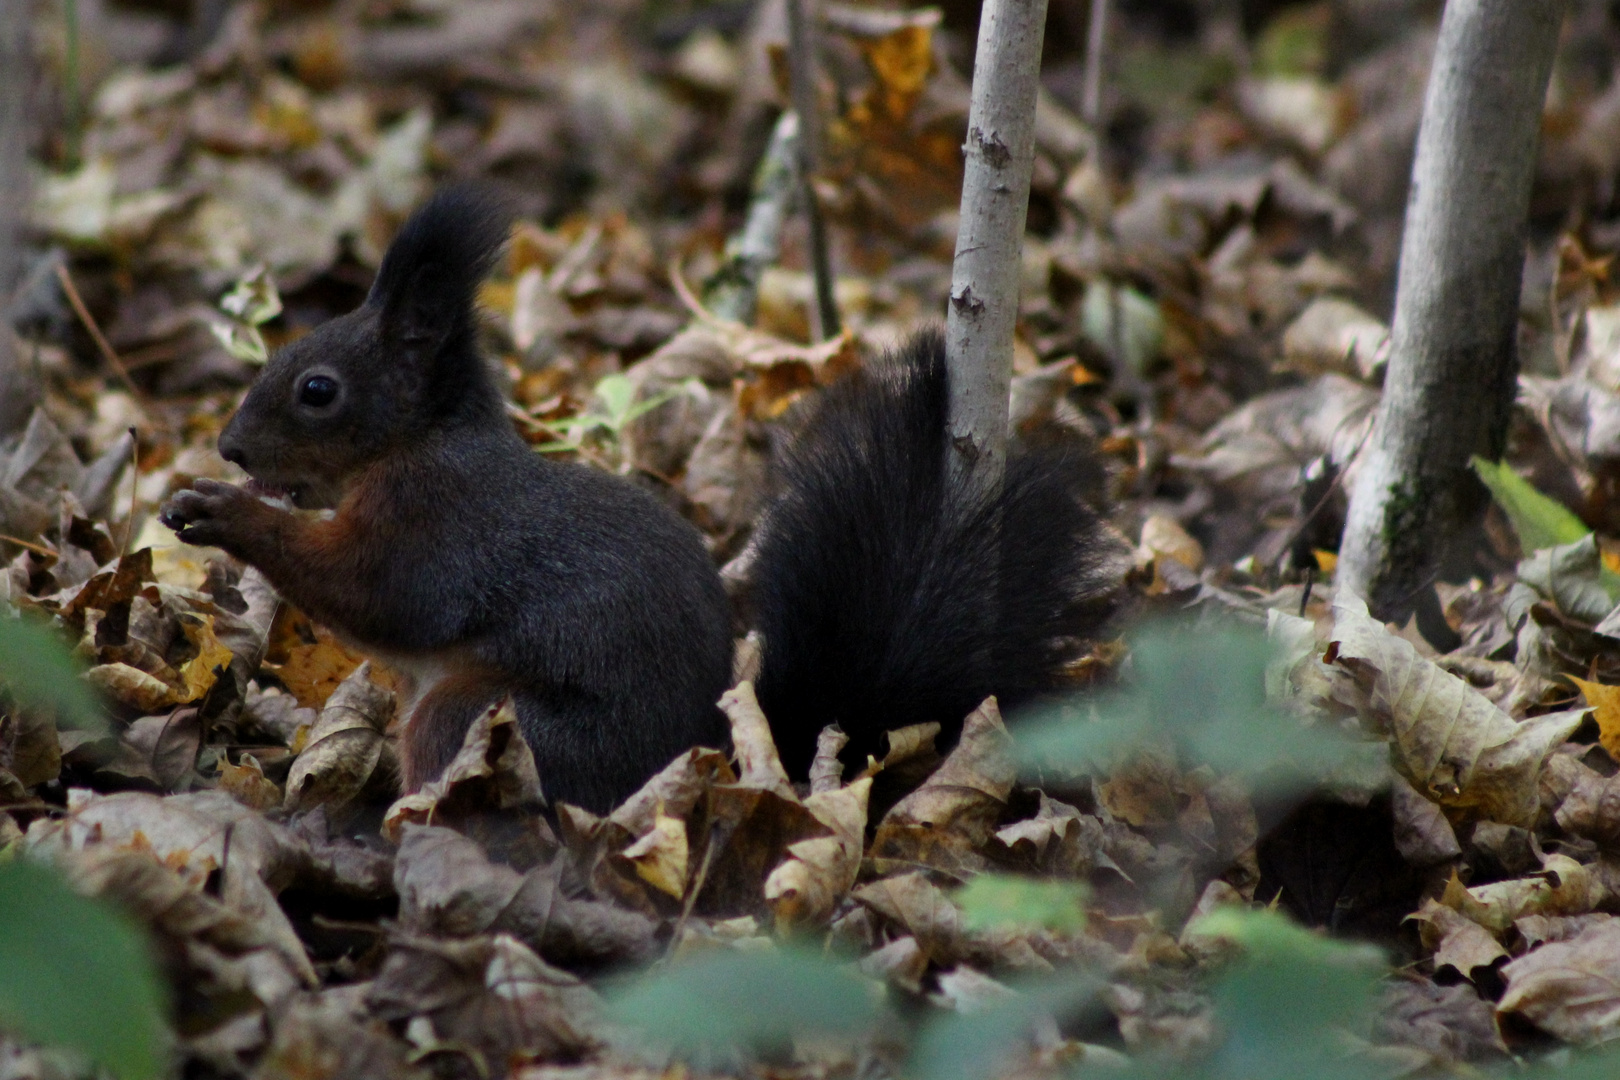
[
  {"xmin": 0, "ymin": 858, "xmax": 167, "ymax": 1080},
  {"xmin": 0, "ymin": 611, "xmax": 104, "ymax": 732},
  {"xmin": 955, "ymin": 873, "xmax": 1088, "ymax": 935},
  {"xmin": 1014, "ymin": 620, "xmax": 1359, "ymax": 797},
  {"xmin": 607, "ymin": 947, "xmax": 876, "ymax": 1067}
]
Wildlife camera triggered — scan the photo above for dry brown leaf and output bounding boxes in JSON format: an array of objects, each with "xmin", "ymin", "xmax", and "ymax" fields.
[
  {"xmin": 26, "ymin": 788, "xmax": 318, "ymax": 989},
  {"xmin": 857, "ymin": 721, "xmax": 941, "ymax": 779},
  {"xmin": 853, "ymin": 871, "xmax": 966, "ymax": 963},
  {"xmin": 367, "ymin": 933, "xmax": 603, "ymax": 1066},
  {"xmin": 995, "ymin": 791, "xmax": 1121, "ymax": 878},
  {"xmin": 607, "ymin": 745, "xmax": 735, "ymax": 839},
  {"xmin": 1409, "ymin": 898, "xmax": 1509, "ymax": 979},
  {"xmin": 219, "ymin": 752, "xmax": 282, "ymax": 811},
  {"xmin": 1331, "ymin": 594, "xmax": 1586, "ymax": 825},
  {"xmin": 809, "ymin": 724, "xmax": 849, "ymax": 794},
  {"xmin": 85, "ymin": 661, "xmax": 181, "ymax": 713},
  {"xmin": 119, "ymin": 705, "xmax": 203, "ymax": 789},
  {"xmin": 1441, "ymin": 855, "xmax": 1604, "ymax": 935},
  {"xmin": 870, "ymin": 698, "xmax": 1016, "ymax": 874},
  {"xmin": 395, "ymin": 823, "xmax": 524, "ymax": 937},
  {"xmin": 395, "ymin": 824, "xmax": 657, "ymax": 968},
  {"xmin": 1499, "ymin": 916, "xmax": 1620, "ymax": 1043},
  {"xmin": 383, "ymin": 699, "xmax": 543, "ymax": 843},
  {"xmin": 1553, "ymin": 756, "xmax": 1620, "ymax": 847},
  {"xmin": 617, "ymin": 812, "xmax": 689, "ymax": 899},
  {"xmin": 719, "ymin": 680, "xmax": 797, "ymax": 800},
  {"xmin": 764, "ymin": 776, "xmax": 871, "ymax": 931},
  {"xmin": 284, "ymin": 661, "xmax": 397, "ymax": 816},
  {"xmin": 175, "ymin": 612, "xmax": 235, "ymax": 702},
  {"xmin": 264, "ymin": 605, "xmax": 368, "ymax": 709}
]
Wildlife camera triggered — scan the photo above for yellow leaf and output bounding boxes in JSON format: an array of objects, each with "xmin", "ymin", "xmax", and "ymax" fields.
[
  {"xmin": 620, "ymin": 812, "xmax": 689, "ymax": 899},
  {"xmin": 1571, "ymin": 676, "xmax": 1620, "ymax": 761},
  {"xmin": 176, "ymin": 615, "xmax": 235, "ymax": 703}
]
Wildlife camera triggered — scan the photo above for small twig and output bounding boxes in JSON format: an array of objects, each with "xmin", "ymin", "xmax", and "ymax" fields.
[
  {"xmin": 785, "ymin": 0, "xmax": 840, "ymax": 342},
  {"xmin": 1082, "ymin": 0, "xmax": 1109, "ymax": 130},
  {"xmin": 62, "ymin": 0, "xmax": 82, "ymax": 164},
  {"xmin": 667, "ymin": 817, "xmax": 734, "ymax": 958},
  {"xmin": 54, "ymin": 262, "xmax": 147, "ymax": 405},
  {"xmin": 122, "ymin": 426, "xmax": 139, "ymax": 556},
  {"xmin": 0, "ymin": 533, "xmax": 54, "ymax": 557}
]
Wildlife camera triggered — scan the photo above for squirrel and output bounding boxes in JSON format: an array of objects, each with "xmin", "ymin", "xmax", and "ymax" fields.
[{"xmin": 161, "ymin": 186, "xmax": 1119, "ymax": 812}]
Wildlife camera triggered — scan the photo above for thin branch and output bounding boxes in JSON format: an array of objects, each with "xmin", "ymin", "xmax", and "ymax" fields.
[
  {"xmin": 785, "ymin": 0, "xmax": 840, "ymax": 342},
  {"xmin": 54, "ymin": 262, "xmax": 149, "ymax": 408},
  {"xmin": 1082, "ymin": 0, "xmax": 1108, "ymax": 129}
]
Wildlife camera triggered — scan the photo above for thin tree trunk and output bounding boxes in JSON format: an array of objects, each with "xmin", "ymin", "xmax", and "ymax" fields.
[
  {"xmin": 785, "ymin": 0, "xmax": 839, "ymax": 342},
  {"xmin": 944, "ymin": 0, "xmax": 1049, "ymax": 493},
  {"xmin": 1338, "ymin": 0, "xmax": 1566, "ymax": 624},
  {"xmin": 0, "ymin": 0, "xmax": 38, "ymax": 437}
]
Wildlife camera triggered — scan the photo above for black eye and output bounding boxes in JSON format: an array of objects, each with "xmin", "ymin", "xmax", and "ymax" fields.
[{"xmin": 299, "ymin": 375, "xmax": 339, "ymax": 408}]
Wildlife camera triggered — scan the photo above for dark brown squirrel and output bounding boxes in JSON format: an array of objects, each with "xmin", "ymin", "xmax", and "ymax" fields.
[{"xmin": 160, "ymin": 186, "xmax": 1119, "ymax": 812}]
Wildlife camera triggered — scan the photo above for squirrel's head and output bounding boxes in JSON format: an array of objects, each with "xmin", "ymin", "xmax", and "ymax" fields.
[{"xmin": 218, "ymin": 185, "xmax": 512, "ymax": 509}]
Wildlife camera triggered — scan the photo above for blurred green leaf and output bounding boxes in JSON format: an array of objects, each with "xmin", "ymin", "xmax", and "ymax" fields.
[
  {"xmin": 1472, "ymin": 456, "xmax": 1590, "ymax": 555},
  {"xmin": 210, "ymin": 264, "xmax": 282, "ymax": 364},
  {"xmin": 0, "ymin": 612, "xmax": 104, "ymax": 731},
  {"xmin": 0, "ymin": 858, "xmax": 166, "ymax": 1080},
  {"xmin": 1189, "ymin": 907, "xmax": 1386, "ymax": 1080},
  {"xmin": 607, "ymin": 947, "xmax": 876, "ymax": 1066},
  {"xmin": 1118, "ymin": 46, "xmax": 1235, "ymax": 107},
  {"xmin": 955, "ymin": 874, "xmax": 1087, "ymax": 935},
  {"xmin": 1015, "ymin": 621, "xmax": 1359, "ymax": 797},
  {"xmin": 1082, "ymin": 280, "xmax": 1164, "ymax": 376},
  {"xmin": 910, "ymin": 974, "xmax": 1104, "ymax": 1080},
  {"xmin": 535, "ymin": 374, "xmax": 677, "ymax": 455},
  {"xmin": 1254, "ymin": 6, "xmax": 1330, "ymax": 77}
]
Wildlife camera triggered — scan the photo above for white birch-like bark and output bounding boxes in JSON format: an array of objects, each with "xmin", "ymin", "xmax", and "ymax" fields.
[
  {"xmin": 945, "ymin": 0, "xmax": 1049, "ymax": 491},
  {"xmin": 1338, "ymin": 0, "xmax": 1566, "ymax": 622}
]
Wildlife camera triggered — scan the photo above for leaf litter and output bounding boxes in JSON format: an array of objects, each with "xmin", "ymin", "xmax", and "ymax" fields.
[{"xmin": 14, "ymin": 1, "xmax": 1620, "ymax": 1078}]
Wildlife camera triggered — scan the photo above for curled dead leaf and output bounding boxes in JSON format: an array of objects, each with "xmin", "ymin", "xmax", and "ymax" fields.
[
  {"xmin": 284, "ymin": 661, "xmax": 397, "ymax": 816},
  {"xmin": 1330, "ymin": 594, "xmax": 1586, "ymax": 825},
  {"xmin": 383, "ymin": 699, "xmax": 543, "ymax": 842}
]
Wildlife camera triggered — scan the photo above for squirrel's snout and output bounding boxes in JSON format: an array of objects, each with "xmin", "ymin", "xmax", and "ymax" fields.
[{"xmin": 219, "ymin": 437, "xmax": 247, "ymax": 470}]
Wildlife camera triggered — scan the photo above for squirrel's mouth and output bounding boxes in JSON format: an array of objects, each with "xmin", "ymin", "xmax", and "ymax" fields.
[{"xmin": 243, "ymin": 477, "xmax": 303, "ymax": 507}]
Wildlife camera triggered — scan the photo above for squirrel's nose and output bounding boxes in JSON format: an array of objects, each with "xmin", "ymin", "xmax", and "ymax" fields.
[{"xmin": 219, "ymin": 441, "xmax": 247, "ymax": 469}]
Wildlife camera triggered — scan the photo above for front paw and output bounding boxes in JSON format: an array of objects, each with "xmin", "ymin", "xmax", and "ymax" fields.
[{"xmin": 159, "ymin": 478, "xmax": 262, "ymax": 551}]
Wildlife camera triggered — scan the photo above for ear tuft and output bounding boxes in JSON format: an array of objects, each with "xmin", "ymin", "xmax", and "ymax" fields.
[{"xmin": 368, "ymin": 184, "xmax": 513, "ymax": 348}]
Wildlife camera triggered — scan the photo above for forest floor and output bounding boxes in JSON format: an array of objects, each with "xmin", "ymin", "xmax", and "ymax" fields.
[{"xmin": 10, "ymin": 1, "xmax": 1620, "ymax": 1077}]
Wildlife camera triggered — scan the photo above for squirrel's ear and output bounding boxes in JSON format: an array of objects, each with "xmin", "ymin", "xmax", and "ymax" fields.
[{"xmin": 368, "ymin": 185, "xmax": 512, "ymax": 359}]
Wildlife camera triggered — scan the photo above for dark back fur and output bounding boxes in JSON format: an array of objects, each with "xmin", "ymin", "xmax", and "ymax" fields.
[{"xmin": 751, "ymin": 330, "xmax": 1120, "ymax": 776}]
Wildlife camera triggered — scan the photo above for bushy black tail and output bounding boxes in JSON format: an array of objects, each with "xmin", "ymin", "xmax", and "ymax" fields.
[{"xmin": 751, "ymin": 329, "xmax": 1122, "ymax": 777}]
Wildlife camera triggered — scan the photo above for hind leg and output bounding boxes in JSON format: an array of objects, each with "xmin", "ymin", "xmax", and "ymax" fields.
[{"xmin": 400, "ymin": 672, "xmax": 505, "ymax": 791}]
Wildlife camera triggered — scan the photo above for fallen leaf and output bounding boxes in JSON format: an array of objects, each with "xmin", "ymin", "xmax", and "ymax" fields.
[
  {"xmin": 1500, "ymin": 917, "xmax": 1620, "ymax": 1043},
  {"xmin": 1330, "ymin": 593, "xmax": 1586, "ymax": 825}
]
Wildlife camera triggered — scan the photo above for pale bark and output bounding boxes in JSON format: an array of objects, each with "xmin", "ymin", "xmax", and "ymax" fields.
[
  {"xmin": 944, "ymin": 0, "xmax": 1049, "ymax": 492},
  {"xmin": 1338, "ymin": 0, "xmax": 1566, "ymax": 623}
]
